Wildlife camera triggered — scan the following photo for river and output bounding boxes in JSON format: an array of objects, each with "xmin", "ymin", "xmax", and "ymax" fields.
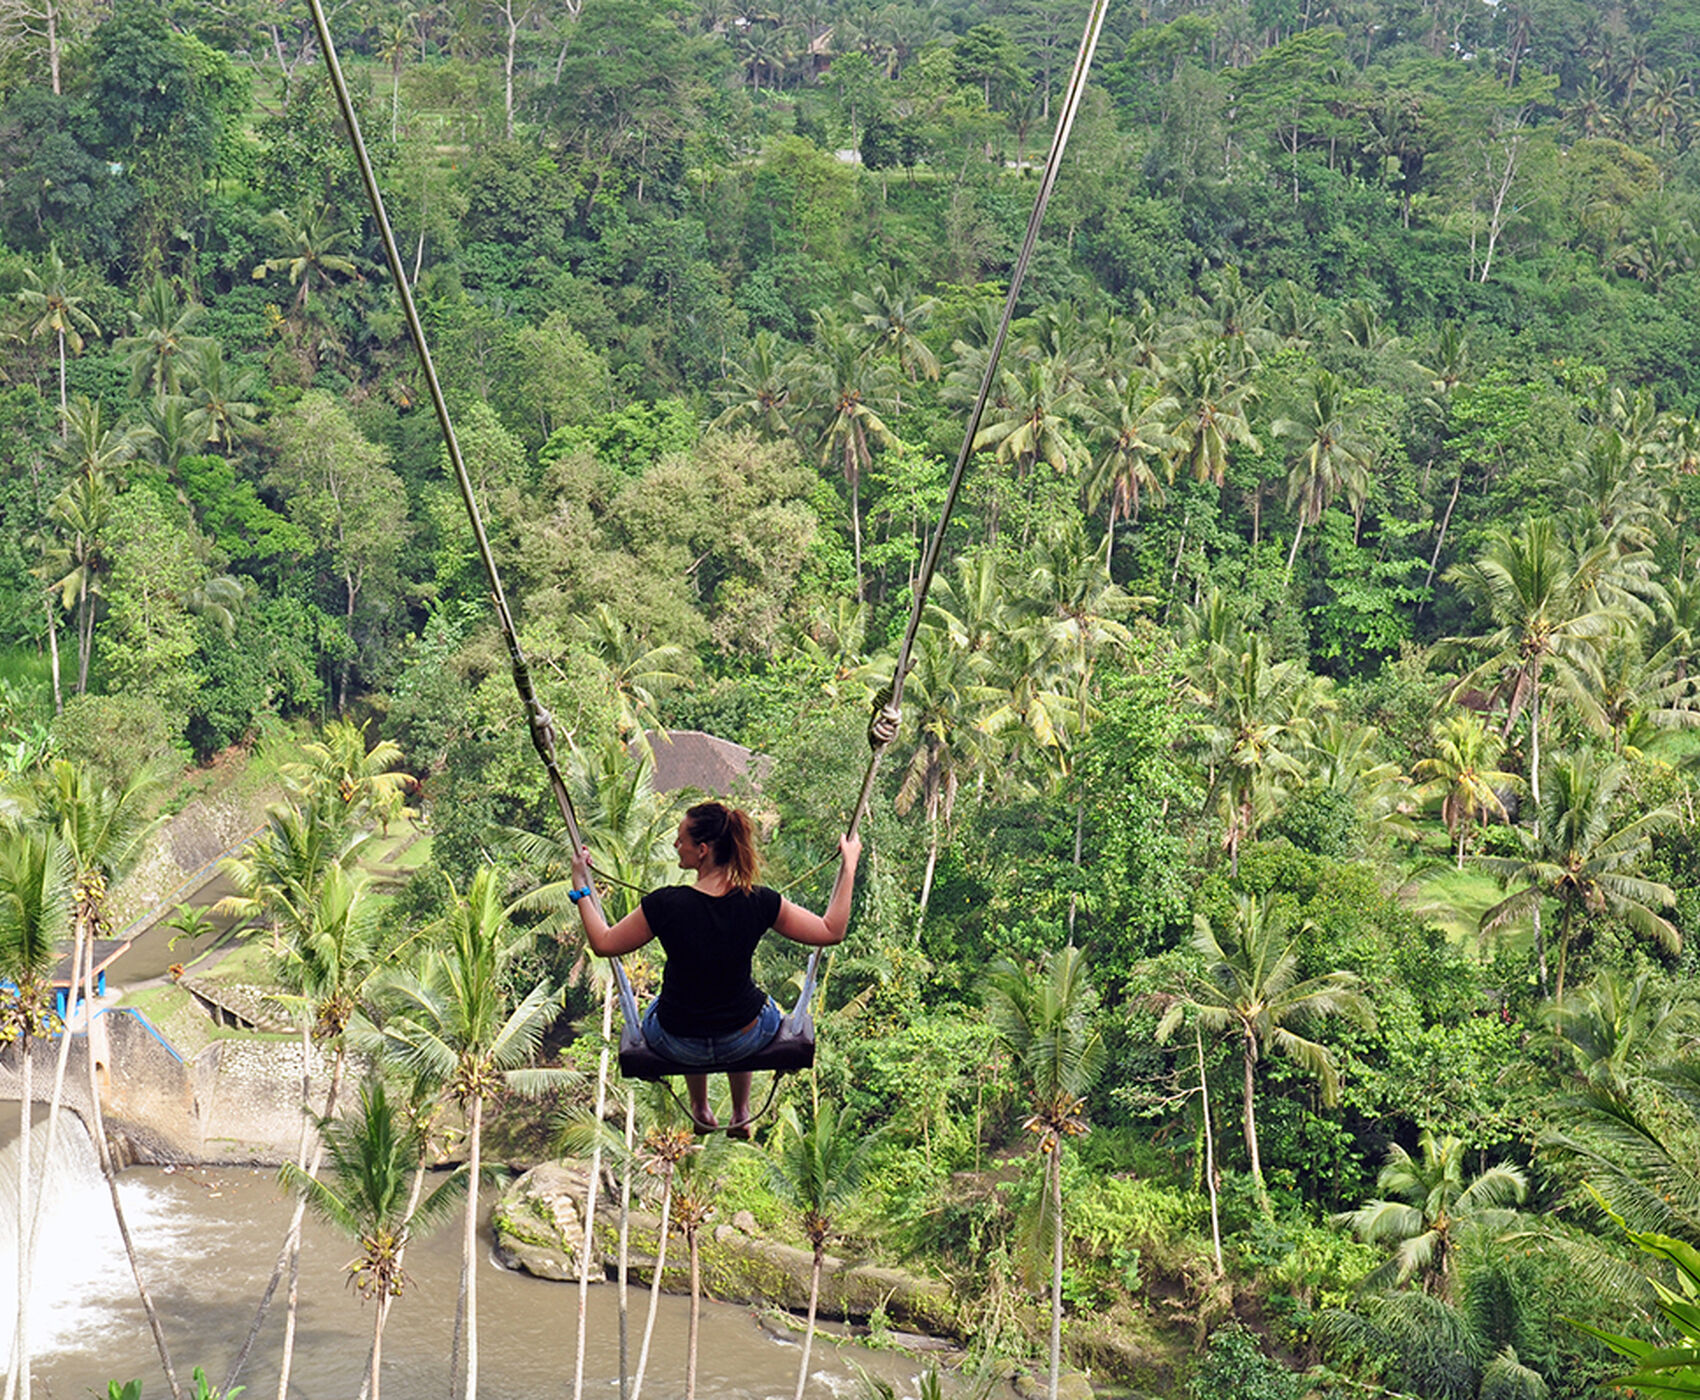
[{"xmin": 1, "ymin": 1104, "xmax": 983, "ymax": 1399}]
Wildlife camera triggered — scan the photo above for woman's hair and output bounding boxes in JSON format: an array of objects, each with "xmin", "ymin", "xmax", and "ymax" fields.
[{"xmin": 684, "ymin": 801, "xmax": 759, "ymax": 891}]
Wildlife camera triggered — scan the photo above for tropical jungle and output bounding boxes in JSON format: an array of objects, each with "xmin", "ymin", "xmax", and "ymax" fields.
[{"xmin": 3, "ymin": 0, "xmax": 1700, "ymax": 1397}]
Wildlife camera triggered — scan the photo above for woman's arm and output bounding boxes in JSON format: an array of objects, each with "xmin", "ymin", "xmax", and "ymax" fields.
[
  {"xmin": 772, "ymin": 834, "xmax": 862, "ymax": 947},
  {"xmin": 570, "ymin": 847, "xmax": 656, "ymax": 957}
]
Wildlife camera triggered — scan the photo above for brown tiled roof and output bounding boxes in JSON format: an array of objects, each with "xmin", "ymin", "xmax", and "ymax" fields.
[{"xmin": 644, "ymin": 730, "xmax": 771, "ymax": 798}]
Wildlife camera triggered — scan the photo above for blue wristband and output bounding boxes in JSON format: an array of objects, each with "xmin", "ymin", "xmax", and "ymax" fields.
[{"xmin": 568, "ymin": 886, "xmax": 592, "ymax": 905}]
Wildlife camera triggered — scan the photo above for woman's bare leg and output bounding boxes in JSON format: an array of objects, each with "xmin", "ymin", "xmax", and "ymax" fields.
[
  {"xmin": 685, "ymin": 1074, "xmax": 715, "ymax": 1128},
  {"xmin": 728, "ymin": 1072, "xmax": 754, "ymax": 1128}
]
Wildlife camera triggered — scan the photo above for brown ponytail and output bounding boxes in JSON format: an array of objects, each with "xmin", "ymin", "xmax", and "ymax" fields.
[{"xmin": 684, "ymin": 801, "xmax": 760, "ymax": 891}]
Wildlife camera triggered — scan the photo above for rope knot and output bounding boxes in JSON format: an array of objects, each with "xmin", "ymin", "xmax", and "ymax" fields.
[{"xmin": 867, "ymin": 685, "xmax": 901, "ymax": 749}]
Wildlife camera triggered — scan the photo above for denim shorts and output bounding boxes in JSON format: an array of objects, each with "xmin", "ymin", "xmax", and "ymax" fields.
[{"xmin": 642, "ymin": 996, "xmax": 783, "ymax": 1067}]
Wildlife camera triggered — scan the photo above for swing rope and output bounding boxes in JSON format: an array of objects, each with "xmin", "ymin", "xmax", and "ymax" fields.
[{"xmin": 305, "ymin": 0, "xmax": 1112, "ymax": 1066}]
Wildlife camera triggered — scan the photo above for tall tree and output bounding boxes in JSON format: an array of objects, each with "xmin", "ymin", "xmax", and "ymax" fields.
[
  {"xmin": 1412, "ymin": 710, "xmax": 1520, "ymax": 869},
  {"xmin": 15, "ymin": 247, "xmax": 98, "ymax": 417},
  {"xmin": 986, "ymin": 946, "xmax": 1105, "ymax": 1400},
  {"xmin": 767, "ymin": 1102, "xmax": 879, "ymax": 1400},
  {"xmin": 1479, "ymin": 752, "xmax": 1677, "ymax": 1010},
  {"xmin": 0, "ymin": 823, "xmax": 69, "ymax": 1400},
  {"xmin": 1336, "ymin": 1131, "xmax": 1528, "ymax": 1298},
  {"xmin": 1272, "ymin": 369, "xmax": 1374, "ymax": 576},
  {"xmin": 1160, "ymin": 893, "xmax": 1373, "ymax": 1212},
  {"xmin": 113, "ymin": 276, "xmax": 208, "ymax": 409},
  {"xmin": 280, "ymin": 1077, "xmax": 464, "ymax": 1400},
  {"xmin": 377, "ymin": 867, "xmax": 571, "ymax": 1400}
]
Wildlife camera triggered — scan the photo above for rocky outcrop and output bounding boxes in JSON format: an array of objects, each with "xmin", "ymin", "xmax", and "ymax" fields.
[{"xmin": 491, "ymin": 1160, "xmax": 961, "ymax": 1337}]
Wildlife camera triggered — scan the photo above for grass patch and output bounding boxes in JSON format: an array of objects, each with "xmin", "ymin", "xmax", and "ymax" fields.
[
  {"xmin": 201, "ymin": 935, "xmax": 281, "ymax": 985},
  {"xmin": 1404, "ymin": 863, "xmax": 1538, "ymax": 957}
]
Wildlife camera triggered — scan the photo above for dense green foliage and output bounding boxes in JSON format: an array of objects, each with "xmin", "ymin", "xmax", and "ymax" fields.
[{"xmin": 5, "ymin": 0, "xmax": 1700, "ymax": 1393}]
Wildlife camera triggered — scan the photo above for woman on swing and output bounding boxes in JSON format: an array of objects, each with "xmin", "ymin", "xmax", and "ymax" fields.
[{"xmin": 570, "ymin": 801, "xmax": 861, "ymax": 1137}]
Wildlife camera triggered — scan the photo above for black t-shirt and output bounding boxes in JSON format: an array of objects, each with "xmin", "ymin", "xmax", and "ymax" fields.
[{"xmin": 641, "ymin": 884, "xmax": 783, "ymax": 1037}]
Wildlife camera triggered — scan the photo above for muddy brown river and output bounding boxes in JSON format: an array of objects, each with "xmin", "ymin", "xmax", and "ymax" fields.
[{"xmin": 2, "ymin": 1105, "xmax": 992, "ymax": 1400}]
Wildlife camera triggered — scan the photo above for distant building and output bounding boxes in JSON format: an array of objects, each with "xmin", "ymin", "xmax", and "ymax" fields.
[{"xmin": 642, "ymin": 730, "xmax": 771, "ymax": 799}]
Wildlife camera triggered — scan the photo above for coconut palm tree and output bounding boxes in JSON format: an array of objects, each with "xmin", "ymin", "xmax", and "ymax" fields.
[
  {"xmin": 280, "ymin": 1077, "xmax": 464, "ymax": 1400},
  {"xmin": 572, "ymin": 606, "xmax": 692, "ymax": 745},
  {"xmin": 1082, "ymin": 372, "xmax": 1177, "ymax": 556},
  {"xmin": 114, "ymin": 276, "xmax": 209, "ymax": 410},
  {"xmin": 286, "ymin": 718, "xmax": 413, "ymax": 831},
  {"xmin": 630, "ymin": 1122, "xmax": 694, "ymax": 1400},
  {"xmin": 1336, "ymin": 1131, "xmax": 1527, "ymax": 1298},
  {"xmin": 1442, "ymin": 516, "xmax": 1637, "ymax": 811},
  {"xmin": 251, "ymin": 202, "xmax": 361, "ymax": 320},
  {"xmin": 16, "ymin": 247, "xmax": 99, "ymax": 417},
  {"xmin": 23, "ymin": 764, "xmax": 181, "ymax": 1400},
  {"xmin": 1412, "ymin": 711, "xmax": 1521, "ymax": 869},
  {"xmin": 377, "ymin": 867, "xmax": 571, "ymax": 1400},
  {"xmin": 852, "ymin": 271, "xmax": 940, "ymax": 386},
  {"xmin": 0, "ymin": 824, "xmax": 70, "ymax": 1400},
  {"xmin": 181, "ymin": 342, "xmax": 264, "ymax": 451},
  {"xmin": 768, "ymin": 1101, "xmax": 879, "ymax": 1400},
  {"xmin": 892, "ymin": 625, "xmax": 984, "ymax": 925},
  {"xmin": 710, "ymin": 331, "xmax": 799, "ymax": 440},
  {"xmin": 1479, "ymin": 752, "xmax": 1677, "ymax": 1011},
  {"xmin": 1273, "ymin": 369, "xmax": 1374, "ymax": 576},
  {"xmin": 1191, "ymin": 635, "xmax": 1332, "ymax": 873},
  {"xmin": 798, "ymin": 313, "xmax": 900, "ymax": 601},
  {"xmin": 1158, "ymin": 339, "xmax": 1259, "ymax": 488},
  {"xmin": 1158, "ymin": 893, "xmax": 1373, "ymax": 1212},
  {"xmin": 1540, "ymin": 970, "xmax": 1698, "ymax": 1100},
  {"xmin": 985, "ymin": 946, "xmax": 1105, "ymax": 1400}
]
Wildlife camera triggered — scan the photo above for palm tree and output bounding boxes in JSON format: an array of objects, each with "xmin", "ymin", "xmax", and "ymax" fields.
[
  {"xmin": 798, "ymin": 313, "xmax": 899, "ymax": 601},
  {"xmin": 1273, "ymin": 369, "xmax": 1374, "ymax": 576},
  {"xmin": 25, "ymin": 763, "xmax": 182, "ymax": 1400},
  {"xmin": 16, "ymin": 247, "xmax": 99, "ymax": 416},
  {"xmin": 710, "ymin": 331, "xmax": 798, "ymax": 440},
  {"xmin": 218, "ymin": 797, "xmax": 370, "ymax": 1398},
  {"xmin": 1158, "ymin": 339, "xmax": 1259, "ymax": 488},
  {"xmin": 1336, "ymin": 1131, "xmax": 1527, "ymax": 1298},
  {"xmin": 668, "ymin": 1132, "xmax": 731, "ymax": 1400},
  {"xmin": 1442, "ymin": 516, "xmax": 1636, "ymax": 811},
  {"xmin": 0, "ymin": 824, "xmax": 70, "ymax": 1400},
  {"xmin": 114, "ymin": 276, "xmax": 209, "ymax": 409},
  {"xmin": 1159, "ymin": 893, "xmax": 1373, "ymax": 1212},
  {"xmin": 973, "ymin": 356, "xmax": 1086, "ymax": 484},
  {"xmin": 852, "ymin": 271, "xmax": 940, "ymax": 386},
  {"xmin": 572, "ymin": 606, "xmax": 692, "ymax": 744},
  {"xmin": 985, "ymin": 946, "xmax": 1105, "ymax": 1400},
  {"xmin": 1479, "ymin": 752, "xmax": 1677, "ymax": 1011},
  {"xmin": 1191, "ymin": 635, "xmax": 1332, "ymax": 873},
  {"xmin": 280, "ymin": 1077, "xmax": 464, "ymax": 1400},
  {"xmin": 181, "ymin": 342, "xmax": 264, "ymax": 451},
  {"xmin": 286, "ymin": 718, "xmax": 413, "ymax": 830},
  {"xmin": 892, "ymin": 625, "xmax": 984, "ymax": 925},
  {"xmin": 377, "ymin": 867, "xmax": 571, "ymax": 1400},
  {"xmin": 630, "ymin": 1122, "xmax": 694, "ymax": 1400},
  {"xmin": 1412, "ymin": 711, "xmax": 1520, "ymax": 869},
  {"xmin": 1540, "ymin": 970, "xmax": 1697, "ymax": 1100},
  {"xmin": 1082, "ymin": 372, "xmax": 1177, "ymax": 557},
  {"xmin": 768, "ymin": 1102, "xmax": 879, "ymax": 1400}
]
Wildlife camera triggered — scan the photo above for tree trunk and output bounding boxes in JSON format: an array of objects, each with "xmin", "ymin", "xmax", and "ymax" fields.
[
  {"xmin": 371, "ymin": 1291, "xmax": 387, "ymax": 1400},
  {"xmin": 619, "ymin": 1092, "xmax": 634, "ymax": 1400},
  {"xmin": 43, "ymin": 595, "xmax": 61, "ymax": 715},
  {"xmin": 1242, "ymin": 1036, "xmax": 1268, "ymax": 1213},
  {"xmin": 464, "ymin": 1093, "xmax": 483, "ymax": 1400},
  {"xmin": 14, "ymin": 1028, "xmax": 30, "ymax": 1400},
  {"xmin": 1196, "ymin": 1027, "xmax": 1223, "ymax": 1277},
  {"xmin": 686, "ymin": 1227, "xmax": 700, "ymax": 1400},
  {"xmin": 276, "ymin": 1038, "xmax": 345, "ymax": 1400},
  {"xmin": 85, "ymin": 936, "xmax": 183, "ymax": 1400},
  {"xmin": 573, "ymin": 978, "xmax": 614, "ymax": 1400},
  {"xmin": 1284, "ymin": 518, "xmax": 1305, "ymax": 578},
  {"xmin": 226, "ymin": 1041, "xmax": 344, "ymax": 1397},
  {"xmin": 794, "ymin": 1248, "xmax": 823, "ymax": 1400},
  {"xmin": 1048, "ymin": 1148, "xmax": 1063, "ymax": 1400}
]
